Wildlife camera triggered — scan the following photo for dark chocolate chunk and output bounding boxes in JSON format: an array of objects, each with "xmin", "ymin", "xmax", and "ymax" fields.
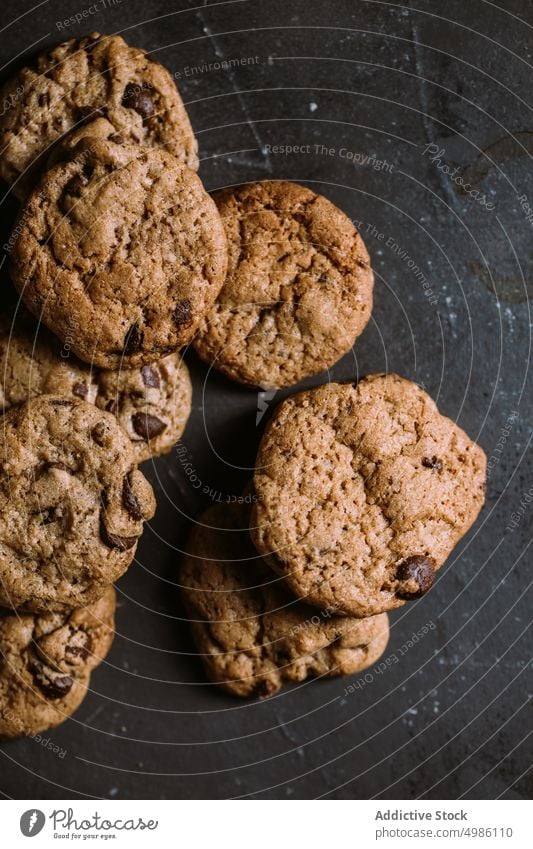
[
  {"xmin": 140, "ymin": 364, "xmax": 160, "ymax": 388},
  {"xmin": 131, "ymin": 412, "xmax": 166, "ymax": 441},
  {"xmin": 100, "ymin": 516, "xmax": 138, "ymax": 551},
  {"xmin": 123, "ymin": 323, "xmax": 144, "ymax": 355},
  {"xmin": 395, "ymin": 556, "xmax": 435, "ymax": 600},
  {"xmin": 72, "ymin": 382, "xmax": 88, "ymax": 398},
  {"xmin": 122, "ymin": 84, "xmax": 156, "ymax": 121},
  {"xmin": 30, "ymin": 662, "xmax": 73, "ymax": 700},
  {"xmin": 173, "ymin": 299, "xmax": 192, "ymax": 329},
  {"xmin": 91, "ymin": 422, "xmax": 107, "ymax": 445},
  {"xmin": 65, "ymin": 629, "xmax": 92, "ymax": 662},
  {"xmin": 422, "ymin": 456, "xmax": 442, "ymax": 471},
  {"xmin": 122, "ymin": 474, "xmax": 143, "ymax": 521}
]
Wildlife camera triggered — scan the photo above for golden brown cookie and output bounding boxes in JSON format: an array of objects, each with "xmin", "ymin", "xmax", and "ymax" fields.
[
  {"xmin": 0, "ymin": 587, "xmax": 115, "ymax": 739},
  {"xmin": 0, "ymin": 395, "xmax": 155, "ymax": 612},
  {"xmin": 181, "ymin": 499, "xmax": 389, "ymax": 698},
  {"xmin": 0, "ymin": 32, "xmax": 198, "ymax": 199},
  {"xmin": 193, "ymin": 181, "xmax": 374, "ymax": 388},
  {"xmin": 252, "ymin": 374, "xmax": 487, "ymax": 616},
  {"xmin": 10, "ymin": 137, "xmax": 227, "ymax": 368},
  {"xmin": 0, "ymin": 308, "xmax": 192, "ymax": 462}
]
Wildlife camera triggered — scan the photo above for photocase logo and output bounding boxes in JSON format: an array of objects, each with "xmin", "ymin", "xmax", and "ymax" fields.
[{"xmin": 20, "ymin": 809, "xmax": 45, "ymax": 837}]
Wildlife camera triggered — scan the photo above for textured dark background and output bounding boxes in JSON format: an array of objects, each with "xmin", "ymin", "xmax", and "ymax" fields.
[{"xmin": 0, "ymin": 0, "xmax": 531, "ymax": 801}]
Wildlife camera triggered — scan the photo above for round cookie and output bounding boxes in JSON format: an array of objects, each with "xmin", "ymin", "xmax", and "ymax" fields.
[
  {"xmin": 10, "ymin": 137, "xmax": 228, "ymax": 368},
  {"xmin": 252, "ymin": 374, "xmax": 487, "ymax": 617},
  {"xmin": 181, "ymin": 499, "xmax": 389, "ymax": 698},
  {"xmin": 0, "ymin": 586, "xmax": 115, "ymax": 739},
  {"xmin": 0, "ymin": 395, "xmax": 155, "ymax": 612},
  {"xmin": 0, "ymin": 309, "xmax": 192, "ymax": 462},
  {"xmin": 0, "ymin": 32, "xmax": 198, "ymax": 199},
  {"xmin": 95, "ymin": 353, "xmax": 192, "ymax": 463},
  {"xmin": 193, "ymin": 181, "xmax": 374, "ymax": 388}
]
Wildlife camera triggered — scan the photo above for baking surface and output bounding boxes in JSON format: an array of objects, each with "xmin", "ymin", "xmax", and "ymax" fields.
[{"xmin": 0, "ymin": 0, "xmax": 531, "ymax": 800}]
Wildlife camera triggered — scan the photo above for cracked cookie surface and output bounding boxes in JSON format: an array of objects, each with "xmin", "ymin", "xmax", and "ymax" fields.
[
  {"xmin": 193, "ymin": 181, "xmax": 374, "ymax": 388},
  {"xmin": 0, "ymin": 308, "xmax": 192, "ymax": 462},
  {"xmin": 0, "ymin": 32, "xmax": 198, "ymax": 199},
  {"xmin": 251, "ymin": 374, "xmax": 487, "ymax": 616},
  {"xmin": 0, "ymin": 586, "xmax": 115, "ymax": 738},
  {"xmin": 0, "ymin": 395, "xmax": 155, "ymax": 612},
  {"xmin": 10, "ymin": 137, "xmax": 227, "ymax": 368},
  {"xmin": 181, "ymin": 499, "xmax": 389, "ymax": 698}
]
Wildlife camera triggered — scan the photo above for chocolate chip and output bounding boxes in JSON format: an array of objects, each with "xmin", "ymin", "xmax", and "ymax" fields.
[
  {"xmin": 140, "ymin": 364, "xmax": 160, "ymax": 388},
  {"xmin": 131, "ymin": 412, "xmax": 166, "ymax": 441},
  {"xmin": 72, "ymin": 382, "xmax": 87, "ymax": 398},
  {"xmin": 41, "ymin": 674, "xmax": 73, "ymax": 700},
  {"xmin": 395, "ymin": 556, "xmax": 435, "ymax": 600},
  {"xmin": 122, "ymin": 474, "xmax": 143, "ymax": 521},
  {"xmin": 123, "ymin": 323, "xmax": 144, "ymax": 355},
  {"xmin": 105, "ymin": 399, "xmax": 118, "ymax": 416},
  {"xmin": 91, "ymin": 422, "xmax": 106, "ymax": 445},
  {"xmin": 122, "ymin": 83, "xmax": 156, "ymax": 121},
  {"xmin": 65, "ymin": 629, "xmax": 92, "ymax": 662},
  {"xmin": 100, "ymin": 516, "xmax": 138, "ymax": 551},
  {"xmin": 78, "ymin": 104, "xmax": 106, "ymax": 123},
  {"xmin": 50, "ymin": 399, "xmax": 73, "ymax": 407},
  {"xmin": 254, "ymin": 679, "xmax": 278, "ymax": 699},
  {"xmin": 422, "ymin": 456, "xmax": 442, "ymax": 471},
  {"xmin": 109, "ymin": 133, "xmax": 124, "ymax": 144},
  {"xmin": 30, "ymin": 662, "xmax": 73, "ymax": 700},
  {"xmin": 173, "ymin": 299, "xmax": 192, "ymax": 330}
]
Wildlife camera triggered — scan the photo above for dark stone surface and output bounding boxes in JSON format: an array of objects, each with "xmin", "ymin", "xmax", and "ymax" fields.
[{"xmin": 0, "ymin": 0, "xmax": 531, "ymax": 800}]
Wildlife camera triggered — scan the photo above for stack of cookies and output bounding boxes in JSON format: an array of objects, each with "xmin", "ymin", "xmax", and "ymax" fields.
[
  {"xmin": 0, "ymin": 31, "xmax": 487, "ymax": 736},
  {"xmin": 0, "ymin": 32, "xmax": 226, "ymax": 737},
  {"xmin": 181, "ymin": 376, "xmax": 486, "ymax": 698},
  {"xmin": 178, "ymin": 179, "xmax": 487, "ymax": 696}
]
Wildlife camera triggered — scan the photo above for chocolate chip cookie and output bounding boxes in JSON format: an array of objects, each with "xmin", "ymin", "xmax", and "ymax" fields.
[
  {"xmin": 181, "ymin": 500, "xmax": 389, "ymax": 698},
  {"xmin": 193, "ymin": 181, "xmax": 374, "ymax": 388},
  {"xmin": 0, "ymin": 309, "xmax": 192, "ymax": 462},
  {"xmin": 0, "ymin": 32, "xmax": 198, "ymax": 199},
  {"xmin": 10, "ymin": 137, "xmax": 228, "ymax": 368},
  {"xmin": 0, "ymin": 586, "xmax": 115, "ymax": 739},
  {"xmin": 0, "ymin": 395, "xmax": 155, "ymax": 612},
  {"xmin": 251, "ymin": 374, "xmax": 487, "ymax": 616}
]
